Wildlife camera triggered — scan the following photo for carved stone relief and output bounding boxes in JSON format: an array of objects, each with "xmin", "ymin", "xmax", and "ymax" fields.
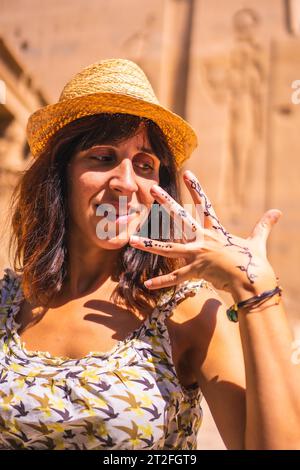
[{"xmin": 202, "ymin": 9, "xmax": 267, "ymax": 213}]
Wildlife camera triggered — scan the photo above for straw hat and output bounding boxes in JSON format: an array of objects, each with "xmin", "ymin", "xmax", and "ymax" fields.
[{"xmin": 27, "ymin": 58, "xmax": 198, "ymax": 168}]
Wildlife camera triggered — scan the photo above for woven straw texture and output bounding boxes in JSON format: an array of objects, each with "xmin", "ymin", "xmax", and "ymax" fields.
[{"xmin": 27, "ymin": 58, "xmax": 198, "ymax": 168}]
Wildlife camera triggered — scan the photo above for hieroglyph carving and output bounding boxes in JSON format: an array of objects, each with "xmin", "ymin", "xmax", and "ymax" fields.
[{"xmin": 203, "ymin": 9, "xmax": 267, "ymax": 209}]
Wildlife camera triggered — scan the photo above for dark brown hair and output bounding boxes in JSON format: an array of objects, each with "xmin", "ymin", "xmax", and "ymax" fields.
[{"xmin": 8, "ymin": 113, "xmax": 185, "ymax": 314}]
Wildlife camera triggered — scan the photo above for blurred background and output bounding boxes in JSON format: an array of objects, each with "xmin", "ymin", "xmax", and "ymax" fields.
[{"xmin": 0, "ymin": 0, "xmax": 299, "ymax": 449}]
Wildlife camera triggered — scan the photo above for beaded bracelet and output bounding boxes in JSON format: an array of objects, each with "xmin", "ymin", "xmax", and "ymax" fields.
[{"xmin": 226, "ymin": 285, "xmax": 283, "ymax": 322}]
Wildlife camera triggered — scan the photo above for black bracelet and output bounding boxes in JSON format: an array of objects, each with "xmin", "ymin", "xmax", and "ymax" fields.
[{"xmin": 226, "ymin": 285, "xmax": 282, "ymax": 322}]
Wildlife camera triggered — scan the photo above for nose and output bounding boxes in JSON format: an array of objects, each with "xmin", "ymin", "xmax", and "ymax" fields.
[{"xmin": 109, "ymin": 158, "xmax": 139, "ymax": 195}]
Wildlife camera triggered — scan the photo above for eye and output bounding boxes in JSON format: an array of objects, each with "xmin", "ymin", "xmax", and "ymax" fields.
[
  {"xmin": 135, "ymin": 162, "xmax": 154, "ymax": 172},
  {"xmin": 133, "ymin": 155, "xmax": 156, "ymax": 172},
  {"xmin": 90, "ymin": 155, "xmax": 114, "ymax": 164}
]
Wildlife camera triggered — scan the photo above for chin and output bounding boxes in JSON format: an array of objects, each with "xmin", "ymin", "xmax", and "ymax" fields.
[{"xmin": 96, "ymin": 237, "xmax": 130, "ymax": 250}]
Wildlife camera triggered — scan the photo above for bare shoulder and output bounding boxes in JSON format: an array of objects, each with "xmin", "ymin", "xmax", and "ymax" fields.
[
  {"xmin": 172, "ymin": 283, "xmax": 245, "ymax": 384},
  {"xmin": 169, "ymin": 283, "xmax": 232, "ymax": 343},
  {"xmin": 170, "ymin": 282, "xmax": 247, "ymax": 450}
]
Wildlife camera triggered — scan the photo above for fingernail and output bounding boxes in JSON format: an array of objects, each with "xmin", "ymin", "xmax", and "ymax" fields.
[
  {"xmin": 144, "ymin": 280, "xmax": 153, "ymax": 287},
  {"xmin": 272, "ymin": 210, "xmax": 282, "ymax": 222},
  {"xmin": 151, "ymin": 184, "xmax": 160, "ymax": 193},
  {"xmin": 184, "ymin": 170, "xmax": 194, "ymax": 179},
  {"xmin": 130, "ymin": 236, "xmax": 139, "ymax": 244}
]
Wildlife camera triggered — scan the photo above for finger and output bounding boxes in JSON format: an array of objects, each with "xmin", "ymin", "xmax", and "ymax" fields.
[
  {"xmin": 182, "ymin": 170, "xmax": 210, "ymax": 229},
  {"xmin": 150, "ymin": 184, "xmax": 200, "ymax": 242},
  {"xmin": 249, "ymin": 209, "xmax": 282, "ymax": 245},
  {"xmin": 183, "ymin": 170, "xmax": 228, "ymax": 238},
  {"xmin": 129, "ymin": 235, "xmax": 195, "ymax": 260},
  {"xmin": 144, "ymin": 263, "xmax": 196, "ymax": 290}
]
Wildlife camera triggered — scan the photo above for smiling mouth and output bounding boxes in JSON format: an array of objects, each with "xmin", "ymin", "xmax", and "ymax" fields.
[
  {"xmin": 95, "ymin": 204, "xmax": 139, "ymax": 219},
  {"xmin": 114, "ymin": 213, "xmax": 137, "ymax": 223}
]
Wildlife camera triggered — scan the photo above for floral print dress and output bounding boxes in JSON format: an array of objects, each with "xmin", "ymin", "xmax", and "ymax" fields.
[{"xmin": 0, "ymin": 267, "xmax": 210, "ymax": 450}]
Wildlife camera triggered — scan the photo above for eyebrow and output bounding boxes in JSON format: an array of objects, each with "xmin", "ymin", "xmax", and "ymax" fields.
[
  {"xmin": 138, "ymin": 145, "xmax": 156, "ymax": 156},
  {"xmin": 87, "ymin": 144, "xmax": 157, "ymax": 157}
]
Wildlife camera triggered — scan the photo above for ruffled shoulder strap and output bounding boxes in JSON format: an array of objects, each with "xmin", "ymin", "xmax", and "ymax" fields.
[
  {"xmin": 0, "ymin": 267, "xmax": 23, "ymax": 310},
  {"xmin": 156, "ymin": 278, "xmax": 217, "ymax": 320}
]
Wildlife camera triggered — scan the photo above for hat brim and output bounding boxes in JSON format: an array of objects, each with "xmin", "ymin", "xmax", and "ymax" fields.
[{"xmin": 26, "ymin": 92, "xmax": 198, "ymax": 168}]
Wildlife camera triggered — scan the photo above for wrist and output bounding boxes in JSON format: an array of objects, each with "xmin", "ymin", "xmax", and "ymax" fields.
[
  {"xmin": 226, "ymin": 275, "xmax": 282, "ymax": 322},
  {"xmin": 229, "ymin": 270, "xmax": 278, "ymax": 304}
]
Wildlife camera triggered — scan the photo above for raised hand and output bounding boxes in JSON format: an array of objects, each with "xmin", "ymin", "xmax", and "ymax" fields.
[{"xmin": 129, "ymin": 170, "xmax": 281, "ymax": 300}]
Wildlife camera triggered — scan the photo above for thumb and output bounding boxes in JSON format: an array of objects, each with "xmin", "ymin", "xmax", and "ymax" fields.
[{"xmin": 249, "ymin": 209, "xmax": 282, "ymax": 243}]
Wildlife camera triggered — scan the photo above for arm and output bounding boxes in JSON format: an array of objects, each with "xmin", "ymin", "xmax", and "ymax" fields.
[
  {"xmin": 178, "ymin": 285, "xmax": 300, "ymax": 450},
  {"xmin": 129, "ymin": 169, "xmax": 300, "ymax": 450},
  {"xmin": 233, "ymin": 280, "xmax": 300, "ymax": 449},
  {"xmin": 176, "ymin": 287, "xmax": 247, "ymax": 450}
]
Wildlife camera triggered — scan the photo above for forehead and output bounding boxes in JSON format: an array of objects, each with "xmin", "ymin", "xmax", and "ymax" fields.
[
  {"xmin": 91, "ymin": 123, "xmax": 154, "ymax": 153},
  {"xmin": 70, "ymin": 120, "xmax": 164, "ymax": 165},
  {"xmin": 131, "ymin": 124, "xmax": 150, "ymax": 144}
]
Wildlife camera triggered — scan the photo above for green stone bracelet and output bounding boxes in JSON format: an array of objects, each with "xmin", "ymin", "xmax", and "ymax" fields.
[{"xmin": 226, "ymin": 285, "xmax": 282, "ymax": 322}]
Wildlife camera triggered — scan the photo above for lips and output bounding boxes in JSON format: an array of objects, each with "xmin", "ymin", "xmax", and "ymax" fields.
[
  {"xmin": 95, "ymin": 205, "xmax": 138, "ymax": 226},
  {"xmin": 115, "ymin": 213, "xmax": 136, "ymax": 223},
  {"xmin": 95, "ymin": 203, "xmax": 138, "ymax": 217}
]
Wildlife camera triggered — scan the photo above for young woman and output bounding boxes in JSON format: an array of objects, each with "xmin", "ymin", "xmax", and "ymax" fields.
[{"xmin": 0, "ymin": 59, "xmax": 299, "ymax": 450}]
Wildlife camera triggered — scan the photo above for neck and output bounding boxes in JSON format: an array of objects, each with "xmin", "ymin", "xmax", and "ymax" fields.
[{"xmin": 64, "ymin": 231, "xmax": 122, "ymax": 299}]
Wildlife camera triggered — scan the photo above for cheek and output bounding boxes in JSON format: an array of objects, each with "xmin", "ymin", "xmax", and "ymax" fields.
[
  {"xmin": 67, "ymin": 172, "xmax": 105, "ymax": 225},
  {"xmin": 138, "ymin": 188, "xmax": 155, "ymax": 213},
  {"xmin": 139, "ymin": 175, "xmax": 159, "ymax": 204},
  {"xmin": 69, "ymin": 169, "xmax": 105, "ymax": 204}
]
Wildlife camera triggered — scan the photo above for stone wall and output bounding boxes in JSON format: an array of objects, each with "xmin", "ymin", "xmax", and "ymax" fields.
[{"xmin": 0, "ymin": 36, "xmax": 49, "ymax": 268}]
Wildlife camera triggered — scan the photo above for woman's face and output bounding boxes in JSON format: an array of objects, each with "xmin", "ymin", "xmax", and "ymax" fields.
[{"xmin": 66, "ymin": 124, "xmax": 160, "ymax": 250}]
